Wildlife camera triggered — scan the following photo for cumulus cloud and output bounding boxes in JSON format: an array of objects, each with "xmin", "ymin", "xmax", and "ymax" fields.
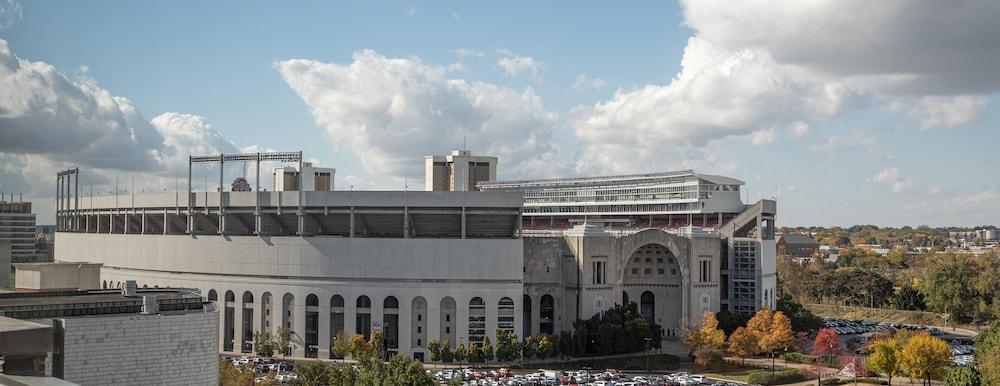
[
  {"xmin": 905, "ymin": 95, "xmax": 989, "ymax": 129},
  {"xmin": 572, "ymin": 0, "xmax": 1000, "ymax": 173},
  {"xmin": 870, "ymin": 167, "xmax": 912, "ymax": 193},
  {"xmin": 496, "ymin": 50, "xmax": 544, "ymax": 81},
  {"xmin": 275, "ymin": 50, "xmax": 562, "ymax": 179}
]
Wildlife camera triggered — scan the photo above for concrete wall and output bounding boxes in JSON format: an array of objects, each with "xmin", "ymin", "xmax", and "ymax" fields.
[
  {"xmin": 14, "ymin": 263, "xmax": 101, "ymax": 291},
  {"xmin": 58, "ymin": 308, "xmax": 218, "ymax": 386},
  {"xmin": 56, "ymin": 233, "xmax": 523, "ymax": 359},
  {"xmin": 0, "ymin": 241, "xmax": 10, "ymax": 288}
]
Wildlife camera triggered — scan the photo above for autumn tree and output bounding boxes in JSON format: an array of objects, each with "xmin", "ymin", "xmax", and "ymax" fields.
[
  {"xmin": 759, "ymin": 311, "xmax": 795, "ymax": 371},
  {"xmin": 866, "ymin": 337, "xmax": 902, "ymax": 385},
  {"xmin": 453, "ymin": 340, "xmax": 468, "ymax": 363},
  {"xmin": 682, "ymin": 310, "xmax": 726, "ymax": 367},
  {"xmin": 977, "ymin": 327, "xmax": 1000, "ymax": 386},
  {"xmin": 811, "ymin": 328, "xmax": 841, "ymax": 360},
  {"xmin": 331, "ymin": 331, "xmax": 351, "ymax": 359},
  {"xmin": 900, "ymin": 334, "xmax": 952, "ymax": 386},
  {"xmin": 727, "ymin": 326, "xmax": 757, "ymax": 365},
  {"xmin": 427, "ymin": 339, "xmax": 442, "ymax": 362},
  {"xmin": 745, "ymin": 308, "xmax": 773, "ymax": 354}
]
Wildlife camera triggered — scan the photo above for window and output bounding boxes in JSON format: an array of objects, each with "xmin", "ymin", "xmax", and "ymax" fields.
[
  {"xmin": 631, "ymin": 268, "xmax": 639, "ymax": 275},
  {"xmin": 645, "ymin": 258, "xmax": 651, "ymax": 263},
  {"xmin": 699, "ymin": 258, "xmax": 713, "ymax": 283},
  {"xmin": 592, "ymin": 260, "xmax": 607, "ymax": 284},
  {"xmin": 446, "ymin": 315, "xmax": 450, "ymax": 322},
  {"xmin": 417, "ymin": 314, "xmax": 422, "ymax": 321},
  {"xmin": 657, "ymin": 258, "xmax": 663, "ymax": 263},
  {"xmin": 658, "ymin": 268, "xmax": 665, "ymax": 275},
  {"xmin": 644, "ymin": 268, "xmax": 652, "ymax": 275},
  {"xmin": 671, "ymin": 269, "xmax": 677, "ymax": 275},
  {"xmin": 417, "ymin": 326, "xmax": 422, "ymax": 333}
]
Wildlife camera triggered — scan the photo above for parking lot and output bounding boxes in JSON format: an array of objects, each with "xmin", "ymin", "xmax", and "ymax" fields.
[
  {"xmin": 821, "ymin": 317, "xmax": 975, "ymax": 365},
  {"xmin": 433, "ymin": 368, "xmax": 745, "ymax": 386},
  {"xmin": 226, "ymin": 355, "xmax": 298, "ymax": 384}
]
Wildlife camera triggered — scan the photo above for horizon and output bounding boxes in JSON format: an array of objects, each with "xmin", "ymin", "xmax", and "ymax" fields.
[{"xmin": 1, "ymin": 0, "xmax": 998, "ymax": 227}]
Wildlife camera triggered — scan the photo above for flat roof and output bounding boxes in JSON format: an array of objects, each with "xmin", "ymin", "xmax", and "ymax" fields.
[{"xmin": 0, "ymin": 289, "xmax": 205, "ymax": 319}]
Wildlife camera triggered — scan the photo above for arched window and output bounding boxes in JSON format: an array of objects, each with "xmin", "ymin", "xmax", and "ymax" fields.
[
  {"xmin": 440, "ymin": 297, "xmax": 456, "ymax": 348},
  {"xmin": 225, "ymin": 290, "xmax": 236, "ymax": 303},
  {"xmin": 208, "ymin": 289, "xmax": 217, "ymax": 301},
  {"xmin": 522, "ymin": 294, "xmax": 532, "ymax": 338},
  {"xmin": 469, "ymin": 297, "xmax": 486, "ymax": 344},
  {"xmin": 241, "ymin": 292, "xmax": 255, "ymax": 353},
  {"xmin": 305, "ymin": 294, "xmax": 319, "ymax": 358},
  {"xmin": 261, "ymin": 292, "xmax": 273, "ymax": 333},
  {"xmin": 223, "ymin": 290, "xmax": 236, "ymax": 352},
  {"xmin": 383, "ymin": 296, "xmax": 399, "ymax": 350},
  {"xmin": 329, "ymin": 294, "xmax": 345, "ymax": 359},
  {"xmin": 411, "ymin": 297, "xmax": 427, "ymax": 349},
  {"xmin": 331, "ymin": 295, "xmax": 344, "ymax": 308},
  {"xmin": 640, "ymin": 291, "xmax": 655, "ymax": 323},
  {"xmin": 243, "ymin": 291, "xmax": 254, "ymax": 304},
  {"xmin": 356, "ymin": 295, "xmax": 372, "ymax": 339},
  {"xmin": 498, "ymin": 297, "xmax": 515, "ymax": 333},
  {"xmin": 280, "ymin": 293, "xmax": 295, "ymax": 355},
  {"xmin": 539, "ymin": 294, "xmax": 554, "ymax": 335}
]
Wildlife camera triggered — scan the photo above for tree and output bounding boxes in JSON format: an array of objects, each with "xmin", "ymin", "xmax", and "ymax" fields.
[
  {"xmin": 683, "ymin": 310, "xmax": 725, "ymax": 354},
  {"xmin": 944, "ymin": 366, "xmax": 981, "ymax": 386},
  {"xmin": 331, "ymin": 331, "xmax": 351, "ymax": 359},
  {"xmin": 775, "ymin": 294, "xmax": 822, "ymax": 333},
  {"xmin": 329, "ymin": 366, "xmax": 358, "ymax": 386},
  {"xmin": 482, "ymin": 336, "xmax": 495, "ymax": 362},
  {"xmin": 537, "ymin": 335, "xmax": 553, "ymax": 360},
  {"xmin": 900, "ymin": 334, "xmax": 952, "ymax": 386},
  {"xmin": 453, "ymin": 340, "xmax": 468, "ymax": 363},
  {"xmin": 467, "ymin": 341, "xmax": 483, "ymax": 363},
  {"xmin": 921, "ymin": 253, "xmax": 979, "ymax": 323},
  {"xmin": 440, "ymin": 339, "xmax": 454, "ymax": 363},
  {"xmin": 866, "ymin": 337, "xmax": 902, "ymax": 386},
  {"xmin": 275, "ymin": 327, "xmax": 292, "ymax": 357},
  {"xmin": 977, "ymin": 327, "xmax": 1000, "ymax": 386},
  {"xmin": 254, "ymin": 331, "xmax": 276, "ymax": 357},
  {"xmin": 745, "ymin": 308, "xmax": 774, "ymax": 354},
  {"xmin": 760, "ymin": 311, "xmax": 795, "ymax": 372},
  {"xmin": 427, "ymin": 339, "xmax": 442, "ymax": 362},
  {"xmin": 693, "ymin": 345, "xmax": 723, "ymax": 367},
  {"xmin": 350, "ymin": 334, "xmax": 372, "ymax": 359},
  {"xmin": 811, "ymin": 328, "xmax": 841, "ymax": 360},
  {"xmin": 291, "ymin": 361, "xmax": 335, "ymax": 386},
  {"xmin": 727, "ymin": 327, "xmax": 757, "ymax": 365},
  {"xmin": 219, "ymin": 359, "xmax": 256, "ymax": 386}
]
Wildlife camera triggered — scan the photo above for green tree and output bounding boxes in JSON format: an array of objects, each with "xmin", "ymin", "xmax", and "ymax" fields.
[
  {"xmin": 331, "ymin": 331, "xmax": 351, "ymax": 359},
  {"xmin": 427, "ymin": 339, "xmax": 442, "ymax": 362},
  {"xmin": 775, "ymin": 294, "xmax": 822, "ymax": 332},
  {"xmin": 219, "ymin": 359, "xmax": 256, "ymax": 386},
  {"xmin": 977, "ymin": 327, "xmax": 1000, "ymax": 386},
  {"xmin": 467, "ymin": 341, "xmax": 483, "ymax": 363},
  {"xmin": 453, "ymin": 340, "xmax": 468, "ymax": 363},
  {"xmin": 329, "ymin": 366, "xmax": 357, "ymax": 386},
  {"xmin": 440, "ymin": 339, "xmax": 454, "ymax": 363},
  {"xmin": 275, "ymin": 327, "xmax": 293, "ymax": 357},
  {"xmin": 291, "ymin": 361, "xmax": 335, "ymax": 386},
  {"xmin": 482, "ymin": 336, "xmax": 495, "ymax": 362},
  {"xmin": 900, "ymin": 334, "xmax": 952, "ymax": 386},
  {"xmin": 944, "ymin": 366, "xmax": 981, "ymax": 386},
  {"xmin": 537, "ymin": 335, "xmax": 553, "ymax": 360},
  {"xmin": 921, "ymin": 253, "xmax": 979, "ymax": 323},
  {"xmin": 254, "ymin": 331, "xmax": 276, "ymax": 357}
]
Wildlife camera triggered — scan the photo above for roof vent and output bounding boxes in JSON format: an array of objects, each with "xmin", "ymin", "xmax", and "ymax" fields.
[
  {"xmin": 123, "ymin": 280, "xmax": 137, "ymax": 297},
  {"xmin": 141, "ymin": 296, "xmax": 159, "ymax": 315}
]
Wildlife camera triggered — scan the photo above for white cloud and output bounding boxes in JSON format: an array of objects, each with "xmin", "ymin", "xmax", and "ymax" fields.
[
  {"xmin": 452, "ymin": 48, "xmax": 483, "ymax": 58},
  {"xmin": 906, "ymin": 190, "xmax": 1000, "ymax": 226},
  {"xmin": 870, "ymin": 167, "xmax": 912, "ymax": 193},
  {"xmin": 906, "ymin": 95, "xmax": 989, "ymax": 129},
  {"xmin": 927, "ymin": 186, "xmax": 944, "ymax": 196},
  {"xmin": 572, "ymin": 0, "xmax": 1000, "ymax": 173},
  {"xmin": 750, "ymin": 128, "xmax": 777, "ymax": 145},
  {"xmin": 150, "ymin": 112, "xmax": 239, "ymax": 173},
  {"xmin": 449, "ymin": 10, "xmax": 460, "ymax": 21},
  {"xmin": 275, "ymin": 50, "xmax": 562, "ymax": 180},
  {"xmin": 0, "ymin": 0, "xmax": 21, "ymax": 30},
  {"xmin": 496, "ymin": 51, "xmax": 544, "ymax": 81},
  {"xmin": 570, "ymin": 73, "xmax": 607, "ymax": 91}
]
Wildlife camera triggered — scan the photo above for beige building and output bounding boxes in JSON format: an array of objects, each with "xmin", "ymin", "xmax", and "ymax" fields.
[
  {"xmin": 273, "ymin": 162, "xmax": 335, "ymax": 192},
  {"xmin": 13, "ymin": 262, "xmax": 102, "ymax": 291},
  {"xmin": 425, "ymin": 150, "xmax": 497, "ymax": 192}
]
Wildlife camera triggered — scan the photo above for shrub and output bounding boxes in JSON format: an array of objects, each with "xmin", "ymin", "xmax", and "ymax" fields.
[
  {"xmin": 780, "ymin": 352, "xmax": 814, "ymax": 364},
  {"xmin": 746, "ymin": 369, "xmax": 805, "ymax": 385}
]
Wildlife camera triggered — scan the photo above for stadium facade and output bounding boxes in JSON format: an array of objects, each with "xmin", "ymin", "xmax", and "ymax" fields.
[{"xmin": 53, "ymin": 151, "xmax": 776, "ymax": 360}]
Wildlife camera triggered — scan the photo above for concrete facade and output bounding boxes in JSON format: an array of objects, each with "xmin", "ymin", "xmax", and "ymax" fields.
[
  {"xmin": 57, "ymin": 309, "xmax": 218, "ymax": 386},
  {"xmin": 13, "ymin": 262, "xmax": 102, "ymax": 291}
]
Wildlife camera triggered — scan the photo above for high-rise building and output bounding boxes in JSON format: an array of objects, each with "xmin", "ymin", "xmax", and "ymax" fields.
[
  {"xmin": 272, "ymin": 162, "xmax": 336, "ymax": 191},
  {"xmin": 425, "ymin": 149, "xmax": 497, "ymax": 191},
  {"xmin": 0, "ymin": 194, "xmax": 39, "ymax": 263}
]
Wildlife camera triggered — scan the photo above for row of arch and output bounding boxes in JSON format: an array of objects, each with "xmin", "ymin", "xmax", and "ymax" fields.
[{"xmin": 205, "ymin": 290, "xmax": 520, "ymax": 358}]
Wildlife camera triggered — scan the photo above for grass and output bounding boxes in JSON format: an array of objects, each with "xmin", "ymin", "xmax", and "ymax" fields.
[{"xmin": 805, "ymin": 303, "xmax": 980, "ymax": 331}]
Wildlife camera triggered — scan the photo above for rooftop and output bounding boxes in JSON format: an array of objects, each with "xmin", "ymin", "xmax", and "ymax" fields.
[
  {"xmin": 478, "ymin": 169, "xmax": 744, "ymax": 189},
  {"xmin": 0, "ymin": 288, "xmax": 205, "ymax": 319}
]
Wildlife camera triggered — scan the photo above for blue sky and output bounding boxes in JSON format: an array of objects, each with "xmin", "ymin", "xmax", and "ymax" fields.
[{"xmin": 1, "ymin": 0, "xmax": 998, "ymax": 226}]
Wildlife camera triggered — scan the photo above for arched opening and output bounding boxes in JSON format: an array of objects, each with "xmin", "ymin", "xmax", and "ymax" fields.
[
  {"xmin": 498, "ymin": 297, "xmax": 515, "ymax": 333},
  {"xmin": 440, "ymin": 297, "xmax": 456, "ymax": 349},
  {"xmin": 242, "ymin": 291, "xmax": 255, "ymax": 353},
  {"xmin": 207, "ymin": 289, "xmax": 218, "ymax": 302},
  {"xmin": 640, "ymin": 291, "xmax": 655, "ymax": 324},
  {"xmin": 411, "ymin": 297, "xmax": 427, "ymax": 351},
  {"xmin": 261, "ymin": 292, "xmax": 273, "ymax": 334},
  {"xmin": 224, "ymin": 290, "xmax": 236, "ymax": 352},
  {"xmin": 622, "ymin": 291, "xmax": 629, "ymax": 306},
  {"xmin": 356, "ymin": 295, "xmax": 372, "ymax": 339},
  {"xmin": 623, "ymin": 243, "xmax": 683, "ymax": 334},
  {"xmin": 102, "ymin": 280, "xmax": 107, "ymax": 289},
  {"xmin": 329, "ymin": 295, "xmax": 344, "ymax": 359},
  {"xmin": 383, "ymin": 296, "xmax": 399, "ymax": 352},
  {"xmin": 281, "ymin": 293, "xmax": 295, "ymax": 355},
  {"xmin": 469, "ymin": 297, "xmax": 486, "ymax": 345},
  {"xmin": 522, "ymin": 294, "xmax": 532, "ymax": 338},
  {"xmin": 539, "ymin": 294, "xmax": 554, "ymax": 335},
  {"xmin": 305, "ymin": 294, "xmax": 319, "ymax": 358}
]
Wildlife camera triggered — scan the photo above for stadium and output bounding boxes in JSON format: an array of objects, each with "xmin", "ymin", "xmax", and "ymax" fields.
[{"xmin": 53, "ymin": 151, "xmax": 775, "ymax": 360}]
